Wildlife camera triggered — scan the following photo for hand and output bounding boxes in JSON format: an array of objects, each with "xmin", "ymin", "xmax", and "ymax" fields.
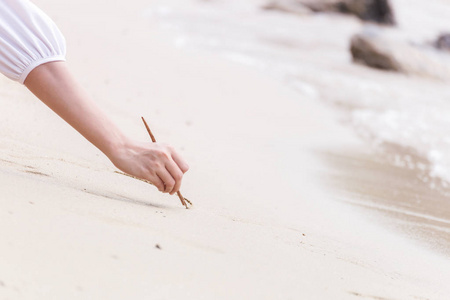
[
  {"xmin": 24, "ymin": 62, "xmax": 190, "ymax": 194},
  {"xmin": 109, "ymin": 139, "xmax": 189, "ymax": 195}
]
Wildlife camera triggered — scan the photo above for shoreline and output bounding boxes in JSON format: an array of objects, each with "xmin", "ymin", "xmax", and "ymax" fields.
[{"xmin": 321, "ymin": 147, "xmax": 450, "ymax": 257}]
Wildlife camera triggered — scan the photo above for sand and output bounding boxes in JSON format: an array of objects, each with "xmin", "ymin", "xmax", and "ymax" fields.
[{"xmin": 1, "ymin": 0, "xmax": 450, "ymax": 299}]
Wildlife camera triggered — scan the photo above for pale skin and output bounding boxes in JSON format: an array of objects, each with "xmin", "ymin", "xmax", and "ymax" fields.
[{"xmin": 24, "ymin": 61, "xmax": 189, "ymax": 195}]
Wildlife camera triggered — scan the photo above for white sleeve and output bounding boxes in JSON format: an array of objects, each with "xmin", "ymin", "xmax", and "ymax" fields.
[{"xmin": 0, "ymin": 0, "xmax": 66, "ymax": 84}]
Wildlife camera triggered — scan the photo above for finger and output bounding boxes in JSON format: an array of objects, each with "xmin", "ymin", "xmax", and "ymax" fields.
[
  {"xmin": 144, "ymin": 173, "xmax": 165, "ymax": 192},
  {"xmin": 156, "ymin": 168, "xmax": 175, "ymax": 193},
  {"xmin": 171, "ymin": 150, "xmax": 189, "ymax": 173},
  {"xmin": 165, "ymin": 159, "xmax": 184, "ymax": 195}
]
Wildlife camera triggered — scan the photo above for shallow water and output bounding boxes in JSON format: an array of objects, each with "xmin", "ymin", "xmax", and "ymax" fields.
[{"xmin": 144, "ymin": 0, "xmax": 450, "ymax": 192}]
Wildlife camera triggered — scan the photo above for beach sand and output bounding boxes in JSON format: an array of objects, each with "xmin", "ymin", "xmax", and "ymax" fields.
[{"xmin": 1, "ymin": 0, "xmax": 450, "ymax": 299}]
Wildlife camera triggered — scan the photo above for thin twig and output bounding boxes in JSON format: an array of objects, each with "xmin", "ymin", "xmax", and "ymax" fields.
[
  {"xmin": 141, "ymin": 117, "xmax": 191, "ymax": 209},
  {"xmin": 115, "ymin": 170, "xmax": 192, "ymax": 207},
  {"xmin": 114, "ymin": 171, "xmax": 154, "ymax": 185},
  {"xmin": 141, "ymin": 117, "xmax": 156, "ymax": 143},
  {"xmin": 182, "ymin": 194, "xmax": 193, "ymax": 205}
]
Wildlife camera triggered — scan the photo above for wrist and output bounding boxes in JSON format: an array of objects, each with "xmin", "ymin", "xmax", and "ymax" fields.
[{"xmin": 103, "ymin": 130, "xmax": 131, "ymax": 162}]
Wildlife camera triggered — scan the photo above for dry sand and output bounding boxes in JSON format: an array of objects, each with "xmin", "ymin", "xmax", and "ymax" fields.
[{"xmin": 1, "ymin": 0, "xmax": 450, "ymax": 299}]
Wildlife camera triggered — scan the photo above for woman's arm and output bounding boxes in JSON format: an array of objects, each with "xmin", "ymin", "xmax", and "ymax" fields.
[{"xmin": 24, "ymin": 61, "xmax": 189, "ymax": 195}]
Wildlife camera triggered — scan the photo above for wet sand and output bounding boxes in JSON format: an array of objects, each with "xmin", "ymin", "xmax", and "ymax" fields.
[{"xmin": 322, "ymin": 148, "xmax": 450, "ymax": 256}]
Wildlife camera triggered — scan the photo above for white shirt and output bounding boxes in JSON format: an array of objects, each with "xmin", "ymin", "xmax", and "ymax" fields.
[{"xmin": 0, "ymin": 0, "xmax": 66, "ymax": 84}]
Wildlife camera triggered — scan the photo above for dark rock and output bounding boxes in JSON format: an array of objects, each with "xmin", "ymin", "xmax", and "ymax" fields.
[
  {"xmin": 350, "ymin": 31, "xmax": 401, "ymax": 71},
  {"xmin": 297, "ymin": 0, "xmax": 342, "ymax": 13},
  {"xmin": 350, "ymin": 28, "xmax": 450, "ymax": 80},
  {"xmin": 264, "ymin": 0, "xmax": 396, "ymax": 25},
  {"xmin": 435, "ymin": 33, "xmax": 450, "ymax": 51},
  {"xmin": 343, "ymin": 0, "xmax": 396, "ymax": 25},
  {"xmin": 262, "ymin": 0, "xmax": 311, "ymax": 15}
]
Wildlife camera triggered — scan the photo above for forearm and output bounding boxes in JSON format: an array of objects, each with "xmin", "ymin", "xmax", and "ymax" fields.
[
  {"xmin": 23, "ymin": 61, "xmax": 189, "ymax": 195},
  {"xmin": 1, "ymin": 0, "xmax": 188, "ymax": 197},
  {"xmin": 24, "ymin": 61, "xmax": 126, "ymax": 158}
]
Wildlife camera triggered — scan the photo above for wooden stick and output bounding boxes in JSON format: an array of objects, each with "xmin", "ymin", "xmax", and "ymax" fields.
[
  {"xmin": 141, "ymin": 117, "xmax": 191, "ymax": 209},
  {"xmin": 141, "ymin": 117, "xmax": 156, "ymax": 143},
  {"xmin": 182, "ymin": 194, "xmax": 192, "ymax": 205},
  {"xmin": 116, "ymin": 171, "xmax": 193, "ymax": 204},
  {"xmin": 117, "ymin": 170, "xmax": 193, "ymax": 206},
  {"xmin": 114, "ymin": 171, "xmax": 154, "ymax": 185}
]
